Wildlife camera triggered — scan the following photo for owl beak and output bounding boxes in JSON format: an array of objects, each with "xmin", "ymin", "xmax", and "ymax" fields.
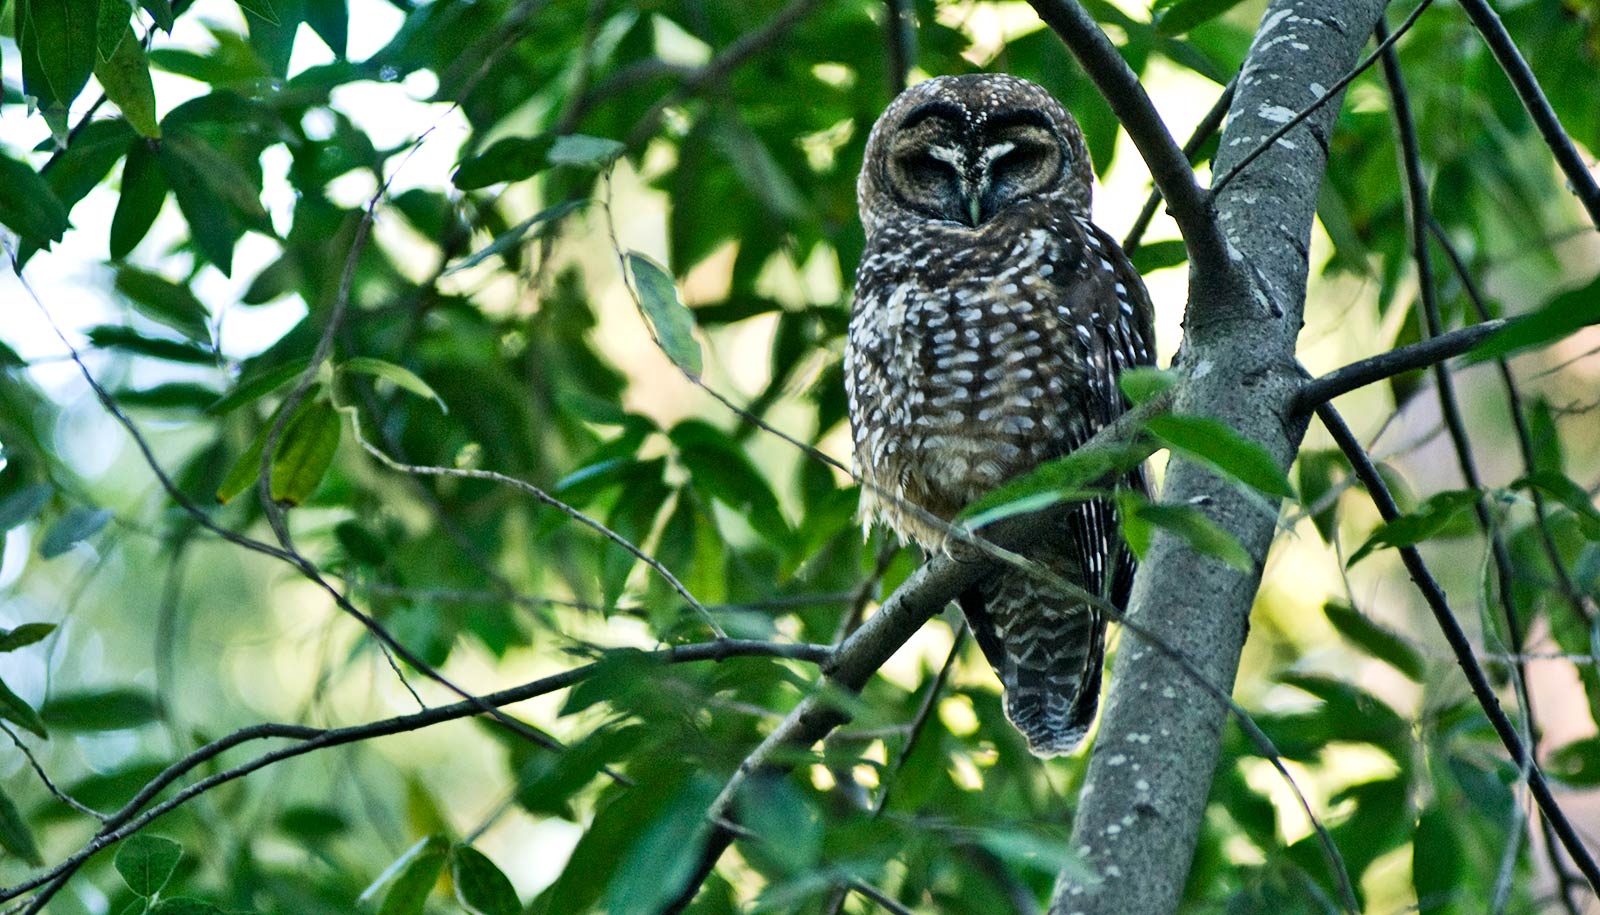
[{"xmin": 967, "ymin": 194, "xmax": 982, "ymax": 228}]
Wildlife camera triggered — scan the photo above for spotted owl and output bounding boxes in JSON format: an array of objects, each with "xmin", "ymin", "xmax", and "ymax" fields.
[{"xmin": 845, "ymin": 74, "xmax": 1155, "ymax": 756}]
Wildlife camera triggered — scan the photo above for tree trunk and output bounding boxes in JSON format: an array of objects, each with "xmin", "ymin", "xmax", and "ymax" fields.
[{"xmin": 1050, "ymin": 2, "xmax": 1387, "ymax": 913}]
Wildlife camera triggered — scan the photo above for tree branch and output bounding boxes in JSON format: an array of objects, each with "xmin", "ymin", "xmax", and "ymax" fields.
[
  {"xmin": 0, "ymin": 640, "xmax": 830, "ymax": 908},
  {"xmin": 1375, "ymin": 30, "xmax": 1572, "ymax": 908},
  {"xmin": 1293, "ymin": 319, "xmax": 1505, "ymax": 412},
  {"xmin": 1455, "ymin": 0, "xmax": 1600, "ymax": 228},
  {"xmin": 624, "ymin": 0, "xmax": 828, "ymax": 149},
  {"xmin": 1045, "ymin": 3, "xmax": 1389, "ymax": 913},
  {"xmin": 1123, "ymin": 79, "xmax": 1235, "ymax": 258},
  {"xmin": 1316, "ymin": 403, "xmax": 1600, "ymax": 896},
  {"xmin": 1209, "ymin": 0, "xmax": 1432, "ymax": 198},
  {"xmin": 1024, "ymin": 0, "xmax": 1231, "ymax": 277}
]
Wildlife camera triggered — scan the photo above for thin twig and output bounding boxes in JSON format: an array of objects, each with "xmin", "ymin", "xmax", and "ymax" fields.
[
  {"xmin": 353, "ymin": 438, "xmax": 726, "ymax": 638},
  {"xmin": 0, "ymin": 723, "xmax": 107, "ymax": 821},
  {"xmin": 0, "ymin": 639, "xmax": 830, "ymax": 906},
  {"xmin": 850, "ymin": 878, "xmax": 918, "ymax": 915},
  {"xmin": 1123, "ymin": 78, "xmax": 1236, "ymax": 258},
  {"xmin": 1317, "ymin": 403, "xmax": 1600, "ymax": 896},
  {"xmin": 624, "ymin": 0, "xmax": 829, "ymax": 149},
  {"xmin": 1294, "ymin": 320, "xmax": 1505, "ymax": 412},
  {"xmin": 883, "ymin": 0, "xmax": 915, "ymax": 97},
  {"xmin": 1379, "ymin": 33, "xmax": 1553, "ymax": 910},
  {"xmin": 1025, "ymin": 0, "xmax": 1229, "ymax": 275},
  {"xmin": 1211, "ymin": 0, "xmax": 1433, "ymax": 197},
  {"xmin": 1454, "ymin": 0, "xmax": 1600, "ymax": 228}
]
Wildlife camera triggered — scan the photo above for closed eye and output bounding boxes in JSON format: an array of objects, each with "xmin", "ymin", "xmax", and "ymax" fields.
[
  {"xmin": 992, "ymin": 144, "xmax": 1044, "ymax": 173},
  {"xmin": 903, "ymin": 151, "xmax": 956, "ymax": 180}
]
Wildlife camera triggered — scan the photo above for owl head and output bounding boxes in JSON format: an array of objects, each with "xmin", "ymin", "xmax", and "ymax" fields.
[{"xmin": 858, "ymin": 74, "xmax": 1092, "ymax": 237}]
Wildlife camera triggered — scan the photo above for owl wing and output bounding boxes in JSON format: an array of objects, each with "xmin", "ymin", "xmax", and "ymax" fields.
[{"xmin": 957, "ymin": 219, "xmax": 1154, "ymax": 754}]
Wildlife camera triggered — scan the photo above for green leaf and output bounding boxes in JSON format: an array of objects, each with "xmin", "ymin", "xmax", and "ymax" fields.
[
  {"xmin": 1467, "ymin": 274, "xmax": 1600, "ymax": 363},
  {"xmin": 149, "ymin": 900, "xmax": 223, "ymax": 915},
  {"xmin": 87, "ymin": 325, "xmax": 213, "ymax": 364},
  {"xmin": 1347, "ymin": 489, "xmax": 1481, "ymax": 566},
  {"xmin": 547, "ymin": 134, "xmax": 624, "ymax": 169},
  {"xmin": 1551, "ymin": 736, "xmax": 1600, "ymax": 787},
  {"xmin": 959, "ymin": 438, "xmax": 1156, "ymax": 529},
  {"xmin": 1513, "ymin": 471, "xmax": 1600, "ymax": 540},
  {"xmin": 709, "ymin": 116, "xmax": 806, "ymax": 220},
  {"xmin": 447, "ymin": 199, "xmax": 584, "ymax": 274},
  {"xmin": 1147, "ymin": 413, "xmax": 1294, "ymax": 499},
  {"xmin": 94, "ymin": 24, "xmax": 160, "ymax": 139},
  {"xmin": 158, "ymin": 135, "xmax": 258, "ymax": 276},
  {"xmin": 340, "ymin": 357, "xmax": 446, "ymax": 412},
  {"xmin": 139, "ymin": 0, "xmax": 172, "ymax": 30},
  {"xmin": 1296, "ymin": 449, "xmax": 1343, "ymax": 544},
  {"xmin": 1153, "ymin": 0, "xmax": 1248, "ymax": 35},
  {"xmin": 370, "ymin": 835, "xmax": 448, "ymax": 915},
  {"xmin": 735, "ymin": 777, "xmax": 821, "ymax": 876},
  {"xmin": 1128, "ymin": 238, "xmax": 1189, "ymax": 273},
  {"xmin": 110, "ymin": 141, "xmax": 168, "ymax": 258},
  {"xmin": 114, "ymin": 834, "xmax": 182, "ymax": 896},
  {"xmin": 452, "ymin": 134, "xmax": 553, "ymax": 189},
  {"xmin": 0, "ymin": 622, "xmax": 57, "ymax": 653},
  {"xmin": 602, "ymin": 778, "xmax": 719, "ymax": 915},
  {"xmin": 0, "ymin": 677, "xmax": 47, "ymax": 738},
  {"xmin": 1117, "ymin": 491, "xmax": 1252, "ymax": 571},
  {"xmin": 670, "ymin": 420, "xmax": 790, "ymax": 547},
  {"xmin": 38, "ymin": 506, "xmax": 114, "ymax": 558},
  {"xmin": 451, "ymin": 846, "xmax": 520, "ymax": 915},
  {"xmin": 1322, "ymin": 601, "xmax": 1425, "ymax": 680},
  {"xmin": 0, "ymin": 484, "xmax": 53, "ymax": 533},
  {"xmin": 96, "ymin": 0, "xmax": 130, "ymax": 59},
  {"xmin": 206, "ymin": 362, "xmax": 306, "ymax": 415},
  {"xmin": 0, "ymin": 152, "xmax": 70, "ymax": 246},
  {"xmin": 0, "ymin": 787, "xmax": 43, "ymax": 866},
  {"xmin": 627, "ymin": 253, "xmax": 702, "ymax": 377},
  {"xmin": 1117, "ymin": 366, "xmax": 1177, "ymax": 406},
  {"xmin": 234, "ymin": 0, "xmax": 277, "ymax": 23},
  {"xmin": 27, "ymin": 0, "xmax": 100, "ymax": 107},
  {"xmin": 269, "ymin": 398, "xmax": 341, "ymax": 506},
  {"xmin": 113, "ymin": 382, "xmax": 225, "ymax": 412},
  {"xmin": 42, "ymin": 688, "xmax": 161, "ymax": 731},
  {"xmin": 977, "ymin": 827, "xmax": 1091, "ymax": 881},
  {"xmin": 277, "ymin": 805, "xmax": 349, "ymax": 844},
  {"xmin": 1412, "ymin": 807, "xmax": 1463, "ymax": 913},
  {"xmin": 114, "ymin": 266, "xmax": 212, "ymax": 344}
]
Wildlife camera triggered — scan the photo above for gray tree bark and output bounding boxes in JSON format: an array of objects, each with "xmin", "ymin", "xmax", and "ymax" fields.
[{"xmin": 1049, "ymin": 2, "xmax": 1388, "ymax": 913}]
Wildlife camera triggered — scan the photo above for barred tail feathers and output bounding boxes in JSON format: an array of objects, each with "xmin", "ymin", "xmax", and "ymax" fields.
[{"xmin": 959, "ymin": 566, "xmax": 1105, "ymax": 757}]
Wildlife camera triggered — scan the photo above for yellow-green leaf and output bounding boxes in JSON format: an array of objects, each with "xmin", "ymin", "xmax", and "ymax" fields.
[
  {"xmin": 627, "ymin": 252, "xmax": 702, "ymax": 377},
  {"xmin": 341, "ymin": 357, "xmax": 446, "ymax": 412},
  {"xmin": 0, "ymin": 677, "xmax": 47, "ymax": 738},
  {"xmin": 269, "ymin": 398, "xmax": 341, "ymax": 506},
  {"xmin": 93, "ymin": 24, "xmax": 160, "ymax": 139}
]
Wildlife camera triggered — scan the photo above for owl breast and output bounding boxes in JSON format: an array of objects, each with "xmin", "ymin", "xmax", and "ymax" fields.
[{"xmin": 846, "ymin": 200, "xmax": 1128, "ymax": 545}]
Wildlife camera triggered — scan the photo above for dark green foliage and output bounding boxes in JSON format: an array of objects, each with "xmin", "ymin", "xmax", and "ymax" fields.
[{"xmin": 0, "ymin": 1, "xmax": 1596, "ymax": 913}]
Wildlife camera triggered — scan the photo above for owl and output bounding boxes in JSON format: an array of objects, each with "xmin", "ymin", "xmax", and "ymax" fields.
[{"xmin": 845, "ymin": 74, "xmax": 1155, "ymax": 756}]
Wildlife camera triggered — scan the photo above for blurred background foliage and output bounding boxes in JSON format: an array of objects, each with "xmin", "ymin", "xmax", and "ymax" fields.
[{"xmin": 0, "ymin": 0, "xmax": 1598, "ymax": 912}]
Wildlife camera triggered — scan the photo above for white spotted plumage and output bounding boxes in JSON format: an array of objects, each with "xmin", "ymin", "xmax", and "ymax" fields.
[{"xmin": 846, "ymin": 74, "xmax": 1155, "ymax": 756}]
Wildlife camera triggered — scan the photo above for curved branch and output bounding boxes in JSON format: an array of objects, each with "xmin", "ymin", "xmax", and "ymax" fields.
[
  {"xmin": 1455, "ymin": 0, "xmax": 1600, "ymax": 228},
  {"xmin": 1294, "ymin": 320, "xmax": 1505, "ymax": 412},
  {"xmin": 0, "ymin": 640, "xmax": 830, "ymax": 908},
  {"xmin": 1024, "ymin": 0, "xmax": 1231, "ymax": 276},
  {"xmin": 1316, "ymin": 404, "xmax": 1600, "ymax": 896},
  {"xmin": 1123, "ymin": 79, "xmax": 1236, "ymax": 258}
]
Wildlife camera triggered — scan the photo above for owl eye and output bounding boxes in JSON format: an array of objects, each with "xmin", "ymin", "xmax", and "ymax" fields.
[
  {"xmin": 991, "ymin": 144, "xmax": 1043, "ymax": 176},
  {"xmin": 902, "ymin": 151, "xmax": 955, "ymax": 182}
]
